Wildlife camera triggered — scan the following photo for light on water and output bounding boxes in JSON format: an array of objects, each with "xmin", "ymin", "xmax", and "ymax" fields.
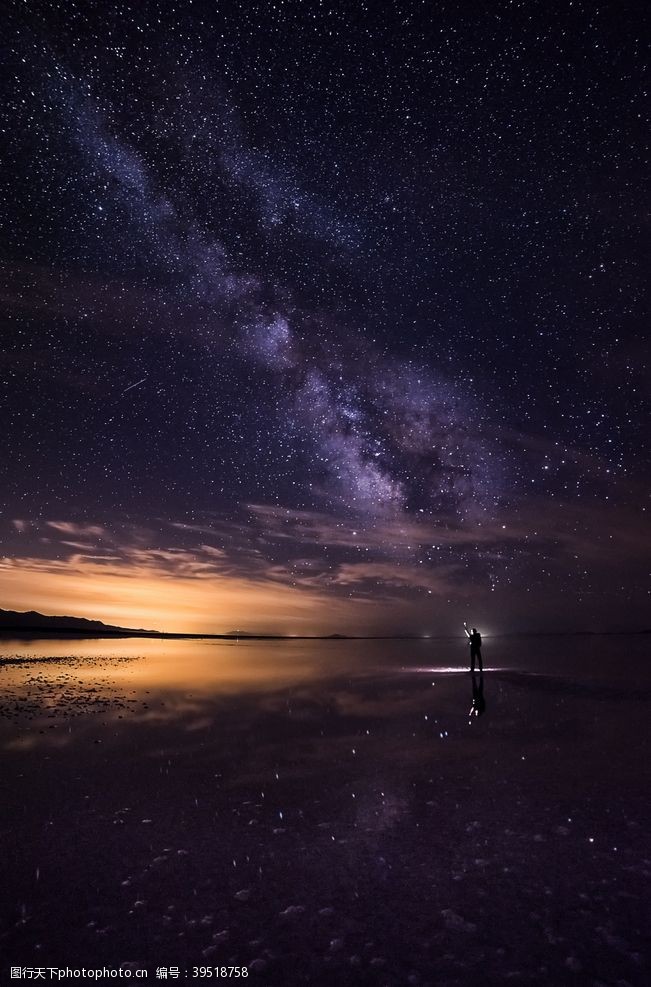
[{"xmin": 1, "ymin": 633, "xmax": 649, "ymax": 982}]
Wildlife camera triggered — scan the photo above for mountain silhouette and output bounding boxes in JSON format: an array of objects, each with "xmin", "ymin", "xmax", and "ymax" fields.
[{"xmin": 0, "ymin": 609, "xmax": 158, "ymax": 636}]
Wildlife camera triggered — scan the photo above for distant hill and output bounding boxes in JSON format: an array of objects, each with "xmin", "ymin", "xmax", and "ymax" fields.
[{"xmin": 0, "ymin": 609, "xmax": 158, "ymax": 636}]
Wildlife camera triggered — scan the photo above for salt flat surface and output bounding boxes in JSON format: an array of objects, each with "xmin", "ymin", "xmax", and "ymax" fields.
[{"xmin": 1, "ymin": 636, "xmax": 649, "ymax": 985}]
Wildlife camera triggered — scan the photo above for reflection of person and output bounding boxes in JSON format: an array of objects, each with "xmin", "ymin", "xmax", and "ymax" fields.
[
  {"xmin": 463, "ymin": 622, "xmax": 483, "ymax": 673},
  {"xmin": 469, "ymin": 672, "xmax": 486, "ymax": 718}
]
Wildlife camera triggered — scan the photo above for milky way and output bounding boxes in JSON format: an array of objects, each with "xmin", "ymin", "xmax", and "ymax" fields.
[
  {"xmin": 1, "ymin": 1, "xmax": 647, "ymax": 632},
  {"xmin": 53, "ymin": 60, "xmax": 499, "ymax": 523}
]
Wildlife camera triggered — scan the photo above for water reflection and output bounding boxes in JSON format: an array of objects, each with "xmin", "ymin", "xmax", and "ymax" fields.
[
  {"xmin": 0, "ymin": 637, "xmax": 400, "ymax": 697},
  {"xmin": 468, "ymin": 671, "xmax": 486, "ymax": 719},
  {"xmin": 0, "ymin": 637, "xmax": 487, "ymax": 768},
  {"xmin": 2, "ymin": 635, "xmax": 649, "ymax": 982},
  {"xmin": 1, "ymin": 635, "xmax": 649, "ymax": 752}
]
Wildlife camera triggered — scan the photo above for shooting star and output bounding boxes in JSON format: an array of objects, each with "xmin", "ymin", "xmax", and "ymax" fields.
[{"xmin": 121, "ymin": 376, "xmax": 148, "ymax": 394}]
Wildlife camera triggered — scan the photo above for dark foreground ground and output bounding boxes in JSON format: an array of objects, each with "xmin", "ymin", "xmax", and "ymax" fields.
[{"xmin": 1, "ymin": 637, "xmax": 649, "ymax": 986}]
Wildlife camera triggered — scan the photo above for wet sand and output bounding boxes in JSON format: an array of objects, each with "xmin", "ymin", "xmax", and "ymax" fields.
[{"xmin": 1, "ymin": 637, "xmax": 649, "ymax": 985}]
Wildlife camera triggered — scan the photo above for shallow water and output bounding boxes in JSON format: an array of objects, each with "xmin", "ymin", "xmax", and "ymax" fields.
[{"xmin": 1, "ymin": 635, "xmax": 649, "ymax": 985}]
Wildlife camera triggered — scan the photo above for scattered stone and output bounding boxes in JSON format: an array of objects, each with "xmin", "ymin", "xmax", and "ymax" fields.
[
  {"xmin": 248, "ymin": 959, "xmax": 267, "ymax": 973},
  {"xmin": 441, "ymin": 909, "xmax": 476, "ymax": 933}
]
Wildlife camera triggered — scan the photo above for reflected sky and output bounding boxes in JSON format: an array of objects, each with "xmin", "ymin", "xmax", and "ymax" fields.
[
  {"xmin": 1, "ymin": 634, "xmax": 648, "ymax": 750},
  {"xmin": 2, "ymin": 635, "xmax": 650, "ymax": 980},
  {"xmin": 0, "ymin": 636, "xmax": 398, "ymax": 705}
]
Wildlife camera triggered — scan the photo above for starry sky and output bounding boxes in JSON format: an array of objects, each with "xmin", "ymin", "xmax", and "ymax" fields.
[{"xmin": 1, "ymin": 0, "xmax": 648, "ymax": 634}]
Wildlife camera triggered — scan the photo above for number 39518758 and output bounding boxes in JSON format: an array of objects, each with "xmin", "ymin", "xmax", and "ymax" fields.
[{"xmin": 191, "ymin": 968, "xmax": 249, "ymax": 978}]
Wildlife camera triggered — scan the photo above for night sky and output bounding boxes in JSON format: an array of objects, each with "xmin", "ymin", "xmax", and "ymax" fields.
[{"xmin": 1, "ymin": 0, "xmax": 648, "ymax": 634}]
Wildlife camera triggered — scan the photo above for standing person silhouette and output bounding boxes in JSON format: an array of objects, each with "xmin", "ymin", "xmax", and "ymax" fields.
[{"xmin": 463, "ymin": 622, "xmax": 483, "ymax": 673}]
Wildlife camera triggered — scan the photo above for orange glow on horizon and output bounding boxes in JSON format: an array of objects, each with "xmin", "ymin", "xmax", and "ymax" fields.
[{"xmin": 0, "ymin": 554, "xmax": 380, "ymax": 635}]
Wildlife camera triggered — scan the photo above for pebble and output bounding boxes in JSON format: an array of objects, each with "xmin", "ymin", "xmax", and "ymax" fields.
[{"xmin": 441, "ymin": 909, "xmax": 477, "ymax": 933}]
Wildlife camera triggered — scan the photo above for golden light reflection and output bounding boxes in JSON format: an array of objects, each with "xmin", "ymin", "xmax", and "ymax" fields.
[{"xmin": 0, "ymin": 637, "xmax": 347, "ymax": 696}]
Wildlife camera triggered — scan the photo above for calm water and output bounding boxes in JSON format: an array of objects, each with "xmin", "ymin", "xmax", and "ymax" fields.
[
  {"xmin": 0, "ymin": 631, "xmax": 646, "ymax": 694},
  {"xmin": 1, "ymin": 635, "xmax": 649, "ymax": 985}
]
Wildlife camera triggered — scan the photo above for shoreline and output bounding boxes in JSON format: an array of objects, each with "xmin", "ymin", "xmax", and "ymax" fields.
[{"xmin": 1, "ymin": 628, "xmax": 648, "ymax": 640}]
